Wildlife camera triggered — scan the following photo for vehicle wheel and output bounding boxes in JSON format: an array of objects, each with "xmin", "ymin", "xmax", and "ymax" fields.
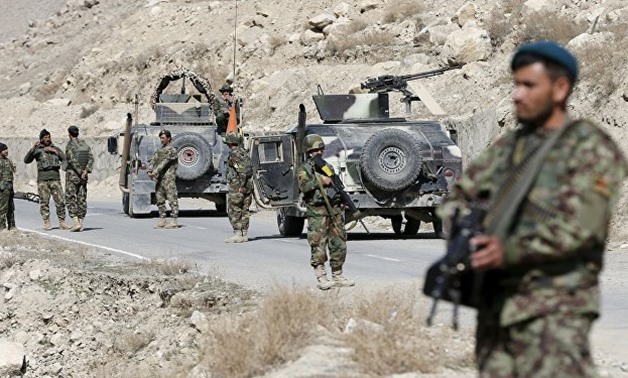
[
  {"xmin": 171, "ymin": 132, "xmax": 212, "ymax": 180},
  {"xmin": 277, "ymin": 207, "xmax": 305, "ymax": 237},
  {"xmin": 216, "ymin": 202, "xmax": 227, "ymax": 213},
  {"xmin": 432, "ymin": 218, "xmax": 449, "ymax": 239},
  {"xmin": 122, "ymin": 192, "xmax": 130, "ymax": 215},
  {"xmin": 360, "ymin": 128, "xmax": 422, "ymax": 192}
]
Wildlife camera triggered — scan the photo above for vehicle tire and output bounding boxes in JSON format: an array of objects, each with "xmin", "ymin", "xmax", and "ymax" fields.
[
  {"xmin": 122, "ymin": 192, "xmax": 130, "ymax": 215},
  {"xmin": 171, "ymin": 132, "xmax": 212, "ymax": 180},
  {"xmin": 403, "ymin": 217, "xmax": 420, "ymax": 236},
  {"xmin": 432, "ymin": 218, "xmax": 449, "ymax": 239},
  {"xmin": 277, "ymin": 207, "xmax": 305, "ymax": 237},
  {"xmin": 360, "ymin": 128, "xmax": 422, "ymax": 192},
  {"xmin": 215, "ymin": 202, "xmax": 227, "ymax": 213},
  {"xmin": 391, "ymin": 216, "xmax": 403, "ymax": 235}
]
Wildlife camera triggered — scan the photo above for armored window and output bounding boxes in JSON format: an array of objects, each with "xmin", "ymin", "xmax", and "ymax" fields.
[{"xmin": 258, "ymin": 141, "xmax": 283, "ymax": 163}]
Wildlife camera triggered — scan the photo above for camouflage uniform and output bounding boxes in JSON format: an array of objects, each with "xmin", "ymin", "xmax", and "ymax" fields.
[
  {"xmin": 213, "ymin": 96, "xmax": 233, "ymax": 134},
  {"xmin": 149, "ymin": 144, "xmax": 179, "ymax": 223},
  {"xmin": 226, "ymin": 144, "xmax": 253, "ymax": 234},
  {"xmin": 24, "ymin": 143, "xmax": 67, "ymax": 225},
  {"xmin": 0, "ymin": 155, "xmax": 16, "ymax": 231},
  {"xmin": 65, "ymin": 139, "xmax": 94, "ymax": 222},
  {"xmin": 438, "ymin": 119, "xmax": 628, "ymax": 377},
  {"xmin": 297, "ymin": 158, "xmax": 348, "ymax": 275}
]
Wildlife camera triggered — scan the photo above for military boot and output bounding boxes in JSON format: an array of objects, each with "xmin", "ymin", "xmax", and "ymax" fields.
[
  {"xmin": 70, "ymin": 216, "xmax": 81, "ymax": 232},
  {"xmin": 59, "ymin": 218, "xmax": 71, "ymax": 230},
  {"xmin": 78, "ymin": 218, "xmax": 84, "ymax": 231},
  {"xmin": 43, "ymin": 219, "xmax": 52, "ymax": 231},
  {"xmin": 164, "ymin": 218, "xmax": 178, "ymax": 229},
  {"xmin": 315, "ymin": 265, "xmax": 334, "ymax": 290},
  {"xmin": 154, "ymin": 218, "xmax": 167, "ymax": 229},
  {"xmin": 332, "ymin": 270, "xmax": 355, "ymax": 287},
  {"xmin": 224, "ymin": 230, "xmax": 244, "ymax": 243},
  {"xmin": 240, "ymin": 229, "xmax": 249, "ymax": 242}
]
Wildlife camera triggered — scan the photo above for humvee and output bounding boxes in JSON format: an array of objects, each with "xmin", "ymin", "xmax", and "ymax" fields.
[
  {"xmin": 107, "ymin": 69, "xmax": 231, "ymax": 216},
  {"xmin": 249, "ymin": 68, "xmax": 462, "ymax": 237}
]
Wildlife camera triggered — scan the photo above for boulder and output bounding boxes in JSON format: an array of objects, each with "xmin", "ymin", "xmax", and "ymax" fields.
[
  {"xmin": 522, "ymin": 0, "xmax": 554, "ymax": 14},
  {"xmin": 300, "ymin": 29, "xmax": 325, "ymax": 45},
  {"xmin": 442, "ymin": 26, "xmax": 492, "ymax": 64},
  {"xmin": 452, "ymin": 2, "xmax": 477, "ymax": 27},
  {"xmin": 189, "ymin": 311, "xmax": 209, "ymax": 334},
  {"xmin": 0, "ymin": 340, "xmax": 27, "ymax": 376},
  {"xmin": 567, "ymin": 32, "xmax": 614, "ymax": 51},
  {"xmin": 308, "ymin": 13, "xmax": 336, "ymax": 31},
  {"xmin": 334, "ymin": 2, "xmax": 350, "ymax": 17},
  {"xmin": 426, "ymin": 23, "xmax": 460, "ymax": 46},
  {"xmin": 45, "ymin": 98, "xmax": 72, "ymax": 106},
  {"xmin": 323, "ymin": 16, "xmax": 351, "ymax": 37},
  {"xmin": 359, "ymin": 0, "xmax": 380, "ymax": 14}
]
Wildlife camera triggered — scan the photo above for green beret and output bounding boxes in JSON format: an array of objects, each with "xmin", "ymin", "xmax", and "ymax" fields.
[{"xmin": 512, "ymin": 40, "xmax": 578, "ymax": 83}]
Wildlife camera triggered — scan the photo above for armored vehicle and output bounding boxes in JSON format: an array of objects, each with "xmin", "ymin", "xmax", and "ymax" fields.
[
  {"xmin": 249, "ymin": 67, "xmax": 462, "ymax": 236},
  {"xmin": 107, "ymin": 69, "xmax": 231, "ymax": 216}
]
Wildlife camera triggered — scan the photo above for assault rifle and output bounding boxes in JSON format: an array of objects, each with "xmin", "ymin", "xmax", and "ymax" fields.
[
  {"xmin": 422, "ymin": 203, "xmax": 489, "ymax": 330},
  {"xmin": 313, "ymin": 155, "xmax": 370, "ymax": 234}
]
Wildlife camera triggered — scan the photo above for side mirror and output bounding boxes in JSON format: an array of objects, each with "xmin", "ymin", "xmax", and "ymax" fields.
[{"xmin": 107, "ymin": 136, "xmax": 118, "ymax": 155}]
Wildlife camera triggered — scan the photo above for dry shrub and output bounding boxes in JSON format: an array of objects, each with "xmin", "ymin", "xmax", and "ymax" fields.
[
  {"xmin": 113, "ymin": 330, "xmax": 156, "ymax": 356},
  {"xmin": 515, "ymin": 10, "xmax": 587, "ymax": 45},
  {"xmin": 34, "ymin": 66, "xmax": 72, "ymax": 101},
  {"xmin": 202, "ymin": 285, "xmax": 332, "ymax": 377},
  {"xmin": 345, "ymin": 18, "xmax": 369, "ymax": 34},
  {"xmin": 0, "ymin": 252, "xmax": 23, "ymax": 269},
  {"xmin": 382, "ymin": 1, "xmax": 424, "ymax": 24},
  {"xmin": 139, "ymin": 258, "xmax": 193, "ymax": 275},
  {"xmin": 340, "ymin": 287, "xmax": 473, "ymax": 375},
  {"xmin": 327, "ymin": 31, "xmax": 395, "ymax": 56}
]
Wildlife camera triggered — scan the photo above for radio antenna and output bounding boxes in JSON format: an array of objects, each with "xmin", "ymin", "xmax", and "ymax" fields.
[{"xmin": 232, "ymin": 0, "xmax": 238, "ymax": 86}]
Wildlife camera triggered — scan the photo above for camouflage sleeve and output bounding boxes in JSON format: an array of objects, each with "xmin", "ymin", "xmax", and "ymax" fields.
[
  {"xmin": 55, "ymin": 146, "xmax": 66, "ymax": 162},
  {"xmin": 66, "ymin": 143, "xmax": 81, "ymax": 175},
  {"xmin": 86, "ymin": 144, "xmax": 94, "ymax": 173},
  {"xmin": 153, "ymin": 146, "xmax": 177, "ymax": 174},
  {"xmin": 297, "ymin": 163, "xmax": 319, "ymax": 194},
  {"xmin": 503, "ymin": 131, "xmax": 628, "ymax": 267},
  {"xmin": 436, "ymin": 137, "xmax": 508, "ymax": 224},
  {"xmin": 23, "ymin": 147, "xmax": 39, "ymax": 164},
  {"xmin": 9, "ymin": 158, "xmax": 16, "ymax": 173}
]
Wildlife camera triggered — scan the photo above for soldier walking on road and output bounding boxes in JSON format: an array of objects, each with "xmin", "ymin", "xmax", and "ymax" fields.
[
  {"xmin": 65, "ymin": 126, "xmax": 94, "ymax": 232},
  {"xmin": 148, "ymin": 130, "xmax": 179, "ymax": 229},
  {"xmin": 0, "ymin": 142, "xmax": 17, "ymax": 232},
  {"xmin": 437, "ymin": 41, "xmax": 628, "ymax": 377},
  {"xmin": 297, "ymin": 134, "xmax": 354, "ymax": 290},
  {"xmin": 24, "ymin": 129, "xmax": 70, "ymax": 230},
  {"xmin": 224, "ymin": 131, "xmax": 253, "ymax": 243}
]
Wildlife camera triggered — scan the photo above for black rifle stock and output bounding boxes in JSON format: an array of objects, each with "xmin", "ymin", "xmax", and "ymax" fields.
[
  {"xmin": 312, "ymin": 155, "xmax": 370, "ymax": 234},
  {"xmin": 422, "ymin": 203, "xmax": 489, "ymax": 329}
]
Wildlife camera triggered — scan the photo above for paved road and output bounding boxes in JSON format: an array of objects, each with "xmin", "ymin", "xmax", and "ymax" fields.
[{"xmin": 12, "ymin": 199, "xmax": 628, "ymax": 365}]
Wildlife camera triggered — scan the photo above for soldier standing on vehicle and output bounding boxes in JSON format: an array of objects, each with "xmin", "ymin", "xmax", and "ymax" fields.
[
  {"xmin": 65, "ymin": 126, "xmax": 94, "ymax": 232},
  {"xmin": 148, "ymin": 130, "xmax": 179, "ymax": 229},
  {"xmin": 0, "ymin": 142, "xmax": 17, "ymax": 232},
  {"xmin": 223, "ymin": 131, "xmax": 253, "ymax": 243},
  {"xmin": 437, "ymin": 41, "xmax": 627, "ymax": 377},
  {"xmin": 297, "ymin": 134, "xmax": 354, "ymax": 290},
  {"xmin": 24, "ymin": 129, "xmax": 70, "ymax": 231},
  {"xmin": 213, "ymin": 84, "xmax": 236, "ymax": 134}
]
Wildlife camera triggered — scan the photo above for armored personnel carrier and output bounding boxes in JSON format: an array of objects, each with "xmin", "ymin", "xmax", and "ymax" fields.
[
  {"xmin": 249, "ymin": 67, "xmax": 462, "ymax": 237},
  {"xmin": 107, "ymin": 69, "xmax": 231, "ymax": 216}
]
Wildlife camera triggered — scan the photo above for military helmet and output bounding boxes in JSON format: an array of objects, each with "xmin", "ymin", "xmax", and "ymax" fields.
[
  {"xmin": 225, "ymin": 131, "xmax": 243, "ymax": 145},
  {"xmin": 219, "ymin": 84, "xmax": 234, "ymax": 93},
  {"xmin": 304, "ymin": 134, "xmax": 325, "ymax": 152}
]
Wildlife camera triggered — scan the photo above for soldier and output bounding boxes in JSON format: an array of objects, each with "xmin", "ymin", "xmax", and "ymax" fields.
[
  {"xmin": 224, "ymin": 131, "xmax": 253, "ymax": 243},
  {"xmin": 0, "ymin": 142, "xmax": 17, "ymax": 232},
  {"xmin": 148, "ymin": 130, "xmax": 179, "ymax": 229},
  {"xmin": 297, "ymin": 134, "xmax": 354, "ymax": 290},
  {"xmin": 437, "ymin": 41, "xmax": 627, "ymax": 376},
  {"xmin": 24, "ymin": 129, "xmax": 70, "ymax": 230},
  {"xmin": 65, "ymin": 125, "xmax": 94, "ymax": 232},
  {"xmin": 213, "ymin": 84, "xmax": 236, "ymax": 134}
]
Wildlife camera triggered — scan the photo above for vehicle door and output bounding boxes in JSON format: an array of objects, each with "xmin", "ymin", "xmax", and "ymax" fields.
[{"xmin": 249, "ymin": 134, "xmax": 297, "ymax": 208}]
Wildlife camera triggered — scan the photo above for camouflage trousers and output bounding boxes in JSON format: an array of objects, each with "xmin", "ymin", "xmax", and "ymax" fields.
[
  {"xmin": 65, "ymin": 179, "xmax": 88, "ymax": 219},
  {"xmin": 227, "ymin": 191, "xmax": 252, "ymax": 231},
  {"xmin": 38, "ymin": 180, "xmax": 66, "ymax": 221},
  {"xmin": 155, "ymin": 179, "xmax": 178, "ymax": 219},
  {"xmin": 307, "ymin": 206, "xmax": 347, "ymax": 272},
  {"xmin": 0, "ymin": 189, "xmax": 15, "ymax": 230},
  {"xmin": 477, "ymin": 311, "xmax": 598, "ymax": 377}
]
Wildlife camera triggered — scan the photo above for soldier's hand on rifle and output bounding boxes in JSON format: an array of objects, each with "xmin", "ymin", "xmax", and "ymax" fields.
[
  {"xmin": 238, "ymin": 187, "xmax": 246, "ymax": 193},
  {"xmin": 319, "ymin": 175, "xmax": 332, "ymax": 186},
  {"xmin": 43, "ymin": 146, "xmax": 56, "ymax": 154},
  {"xmin": 470, "ymin": 235, "xmax": 504, "ymax": 271}
]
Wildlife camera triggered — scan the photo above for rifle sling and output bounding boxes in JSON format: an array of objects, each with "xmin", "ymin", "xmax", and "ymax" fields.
[{"xmin": 484, "ymin": 120, "xmax": 575, "ymax": 239}]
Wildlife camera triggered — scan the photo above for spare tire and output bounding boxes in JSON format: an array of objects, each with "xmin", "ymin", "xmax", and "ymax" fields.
[
  {"xmin": 171, "ymin": 132, "xmax": 212, "ymax": 180},
  {"xmin": 360, "ymin": 128, "xmax": 422, "ymax": 191}
]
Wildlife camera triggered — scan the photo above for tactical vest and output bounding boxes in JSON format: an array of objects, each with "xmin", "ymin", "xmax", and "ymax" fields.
[
  {"xmin": 74, "ymin": 140, "xmax": 91, "ymax": 169},
  {"xmin": 38, "ymin": 145, "xmax": 61, "ymax": 171}
]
